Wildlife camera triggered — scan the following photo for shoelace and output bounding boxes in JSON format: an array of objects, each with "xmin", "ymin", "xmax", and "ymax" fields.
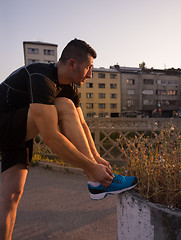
[{"xmin": 112, "ymin": 174, "xmax": 125, "ymax": 184}]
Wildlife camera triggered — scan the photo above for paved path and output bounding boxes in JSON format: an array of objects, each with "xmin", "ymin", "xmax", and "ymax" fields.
[{"xmin": 0, "ymin": 166, "xmax": 117, "ymax": 240}]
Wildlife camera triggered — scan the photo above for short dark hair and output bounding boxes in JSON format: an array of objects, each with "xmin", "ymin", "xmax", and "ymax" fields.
[{"xmin": 59, "ymin": 38, "xmax": 97, "ymax": 64}]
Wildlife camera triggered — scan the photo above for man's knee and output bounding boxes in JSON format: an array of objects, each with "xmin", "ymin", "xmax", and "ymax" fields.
[
  {"xmin": 11, "ymin": 189, "xmax": 24, "ymax": 203},
  {"xmin": 55, "ymin": 97, "xmax": 78, "ymax": 119},
  {"xmin": 2, "ymin": 165, "xmax": 28, "ymax": 206},
  {"xmin": 3, "ymin": 186, "xmax": 24, "ymax": 206}
]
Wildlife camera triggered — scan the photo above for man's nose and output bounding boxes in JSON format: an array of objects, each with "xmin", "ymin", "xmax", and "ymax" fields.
[{"xmin": 86, "ymin": 69, "xmax": 92, "ymax": 78}]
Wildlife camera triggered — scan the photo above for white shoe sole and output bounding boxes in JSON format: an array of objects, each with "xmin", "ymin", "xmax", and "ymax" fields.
[{"xmin": 90, "ymin": 183, "xmax": 137, "ymax": 200}]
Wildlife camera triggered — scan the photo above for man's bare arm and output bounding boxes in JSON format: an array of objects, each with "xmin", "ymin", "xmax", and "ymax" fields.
[
  {"xmin": 30, "ymin": 103, "xmax": 113, "ymax": 185},
  {"xmin": 76, "ymin": 107, "xmax": 113, "ymax": 171}
]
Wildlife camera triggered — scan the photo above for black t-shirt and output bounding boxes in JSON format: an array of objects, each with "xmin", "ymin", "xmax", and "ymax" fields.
[{"xmin": 0, "ymin": 63, "xmax": 80, "ymax": 112}]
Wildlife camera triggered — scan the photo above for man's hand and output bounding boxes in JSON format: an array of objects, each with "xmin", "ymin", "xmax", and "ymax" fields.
[
  {"xmin": 85, "ymin": 163, "xmax": 114, "ymax": 187},
  {"xmin": 94, "ymin": 155, "xmax": 113, "ymax": 172}
]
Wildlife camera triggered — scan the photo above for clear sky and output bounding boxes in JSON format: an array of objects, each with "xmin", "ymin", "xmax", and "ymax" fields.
[{"xmin": 1, "ymin": 0, "xmax": 181, "ymax": 82}]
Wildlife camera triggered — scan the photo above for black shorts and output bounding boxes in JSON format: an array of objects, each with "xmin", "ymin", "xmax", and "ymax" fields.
[{"xmin": 0, "ymin": 106, "xmax": 33, "ymax": 172}]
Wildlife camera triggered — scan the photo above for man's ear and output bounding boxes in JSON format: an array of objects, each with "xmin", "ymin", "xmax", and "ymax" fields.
[{"xmin": 67, "ymin": 59, "xmax": 77, "ymax": 71}]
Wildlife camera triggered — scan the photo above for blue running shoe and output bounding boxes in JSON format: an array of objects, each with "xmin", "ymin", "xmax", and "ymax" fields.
[{"xmin": 88, "ymin": 174, "xmax": 137, "ymax": 200}]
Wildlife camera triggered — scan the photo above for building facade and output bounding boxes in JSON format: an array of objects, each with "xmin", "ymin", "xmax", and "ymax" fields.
[
  {"xmin": 114, "ymin": 65, "xmax": 181, "ymax": 117},
  {"xmin": 23, "ymin": 41, "xmax": 58, "ymax": 65},
  {"xmin": 79, "ymin": 68, "xmax": 121, "ymax": 118},
  {"xmin": 79, "ymin": 65, "xmax": 181, "ymax": 118}
]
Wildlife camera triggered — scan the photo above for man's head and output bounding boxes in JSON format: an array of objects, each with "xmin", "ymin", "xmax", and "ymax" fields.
[
  {"xmin": 58, "ymin": 39, "xmax": 97, "ymax": 86},
  {"xmin": 59, "ymin": 38, "xmax": 97, "ymax": 64}
]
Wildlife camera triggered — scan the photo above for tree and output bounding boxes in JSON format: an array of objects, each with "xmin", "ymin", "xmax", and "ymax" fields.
[{"xmin": 139, "ymin": 61, "xmax": 146, "ymax": 69}]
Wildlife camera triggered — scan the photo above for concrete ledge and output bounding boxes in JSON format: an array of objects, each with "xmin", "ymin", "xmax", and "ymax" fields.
[
  {"xmin": 38, "ymin": 161, "xmax": 84, "ymax": 175},
  {"xmin": 117, "ymin": 190, "xmax": 181, "ymax": 240}
]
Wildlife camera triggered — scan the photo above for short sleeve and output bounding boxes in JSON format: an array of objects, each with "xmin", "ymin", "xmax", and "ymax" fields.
[{"xmin": 30, "ymin": 74, "xmax": 58, "ymax": 105}]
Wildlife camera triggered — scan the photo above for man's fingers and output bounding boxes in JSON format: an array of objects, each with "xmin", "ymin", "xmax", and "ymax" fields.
[
  {"xmin": 104, "ymin": 161, "xmax": 113, "ymax": 174},
  {"xmin": 106, "ymin": 166, "xmax": 114, "ymax": 177},
  {"xmin": 101, "ymin": 177, "xmax": 112, "ymax": 187},
  {"xmin": 108, "ymin": 163, "xmax": 113, "ymax": 171},
  {"xmin": 100, "ymin": 168, "xmax": 114, "ymax": 187}
]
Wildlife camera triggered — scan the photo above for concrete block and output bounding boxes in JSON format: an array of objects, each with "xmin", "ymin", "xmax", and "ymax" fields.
[{"xmin": 117, "ymin": 191, "xmax": 181, "ymax": 240}]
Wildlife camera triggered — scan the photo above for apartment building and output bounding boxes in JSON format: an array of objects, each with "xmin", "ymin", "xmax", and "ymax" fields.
[
  {"xmin": 142, "ymin": 69, "xmax": 181, "ymax": 117},
  {"xmin": 23, "ymin": 41, "xmax": 58, "ymax": 65},
  {"xmin": 79, "ymin": 65, "xmax": 181, "ymax": 118},
  {"xmin": 79, "ymin": 67, "xmax": 121, "ymax": 117},
  {"xmin": 113, "ymin": 65, "xmax": 181, "ymax": 117}
]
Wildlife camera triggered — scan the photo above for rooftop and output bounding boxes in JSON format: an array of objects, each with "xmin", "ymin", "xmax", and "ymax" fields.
[
  {"xmin": 111, "ymin": 65, "xmax": 181, "ymax": 76},
  {"xmin": 93, "ymin": 67, "xmax": 119, "ymax": 73},
  {"xmin": 23, "ymin": 41, "xmax": 58, "ymax": 47}
]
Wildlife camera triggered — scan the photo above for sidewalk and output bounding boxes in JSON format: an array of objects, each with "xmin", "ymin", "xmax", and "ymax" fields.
[{"xmin": 0, "ymin": 164, "xmax": 117, "ymax": 240}]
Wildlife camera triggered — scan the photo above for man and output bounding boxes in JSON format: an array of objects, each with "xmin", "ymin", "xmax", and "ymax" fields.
[{"xmin": 0, "ymin": 39, "xmax": 137, "ymax": 240}]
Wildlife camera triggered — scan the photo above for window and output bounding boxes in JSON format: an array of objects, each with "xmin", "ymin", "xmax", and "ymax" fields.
[
  {"xmin": 99, "ymin": 113, "xmax": 107, "ymax": 117},
  {"xmin": 28, "ymin": 48, "xmax": 39, "ymax": 54},
  {"xmin": 142, "ymin": 90, "xmax": 154, "ymax": 95},
  {"xmin": 111, "ymin": 113, "xmax": 119, "ymax": 117},
  {"xmin": 157, "ymin": 80, "xmax": 166, "ymax": 86},
  {"xmin": 99, "ymin": 103, "xmax": 105, "ymax": 109},
  {"xmin": 98, "ymin": 93, "xmax": 106, "ymax": 99},
  {"xmin": 86, "ymin": 82, "xmax": 93, "ymax": 88},
  {"xmin": 110, "ymin": 103, "xmax": 117, "ymax": 109},
  {"xmin": 110, "ymin": 83, "xmax": 117, "ymax": 89},
  {"xmin": 86, "ymin": 93, "xmax": 93, "ymax": 98},
  {"xmin": 156, "ymin": 90, "xmax": 167, "ymax": 95},
  {"xmin": 127, "ymin": 79, "xmax": 135, "ymax": 85},
  {"xmin": 98, "ymin": 73, "xmax": 105, "ymax": 78},
  {"xmin": 127, "ymin": 90, "xmax": 135, "ymax": 95},
  {"xmin": 86, "ymin": 103, "xmax": 94, "ymax": 109},
  {"xmin": 110, "ymin": 94, "xmax": 117, "ymax": 99},
  {"xmin": 168, "ymin": 90, "xmax": 177, "ymax": 96},
  {"xmin": 44, "ymin": 49, "xmax": 54, "ymax": 55},
  {"xmin": 28, "ymin": 59, "xmax": 39, "ymax": 64},
  {"xmin": 143, "ymin": 79, "xmax": 154, "ymax": 85},
  {"xmin": 168, "ymin": 80, "xmax": 178, "ymax": 86},
  {"xmin": 156, "ymin": 100, "xmax": 169, "ymax": 106},
  {"xmin": 169, "ymin": 100, "xmax": 177, "ymax": 105},
  {"xmin": 143, "ymin": 100, "xmax": 154, "ymax": 105},
  {"xmin": 98, "ymin": 83, "xmax": 105, "ymax": 88},
  {"xmin": 127, "ymin": 100, "xmax": 134, "ymax": 107},
  {"xmin": 87, "ymin": 112, "xmax": 95, "ymax": 117},
  {"xmin": 110, "ymin": 74, "xmax": 117, "ymax": 79}
]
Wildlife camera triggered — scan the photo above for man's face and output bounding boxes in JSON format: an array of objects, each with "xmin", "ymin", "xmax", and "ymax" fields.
[{"xmin": 73, "ymin": 54, "xmax": 94, "ymax": 86}]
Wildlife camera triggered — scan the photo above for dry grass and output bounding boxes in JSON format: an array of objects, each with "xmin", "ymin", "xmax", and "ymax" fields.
[{"xmin": 118, "ymin": 121, "xmax": 181, "ymax": 209}]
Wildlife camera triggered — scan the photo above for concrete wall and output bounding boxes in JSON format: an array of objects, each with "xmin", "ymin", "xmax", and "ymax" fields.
[{"xmin": 117, "ymin": 191, "xmax": 181, "ymax": 240}]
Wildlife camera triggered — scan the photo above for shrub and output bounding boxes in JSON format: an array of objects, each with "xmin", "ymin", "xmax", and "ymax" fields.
[{"xmin": 118, "ymin": 121, "xmax": 181, "ymax": 209}]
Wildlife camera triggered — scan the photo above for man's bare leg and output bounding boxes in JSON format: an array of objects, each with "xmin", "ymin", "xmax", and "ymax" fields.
[
  {"xmin": 0, "ymin": 165, "xmax": 28, "ymax": 240},
  {"xmin": 0, "ymin": 109, "xmax": 39, "ymax": 240},
  {"xmin": 55, "ymin": 98, "xmax": 96, "ymax": 163}
]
